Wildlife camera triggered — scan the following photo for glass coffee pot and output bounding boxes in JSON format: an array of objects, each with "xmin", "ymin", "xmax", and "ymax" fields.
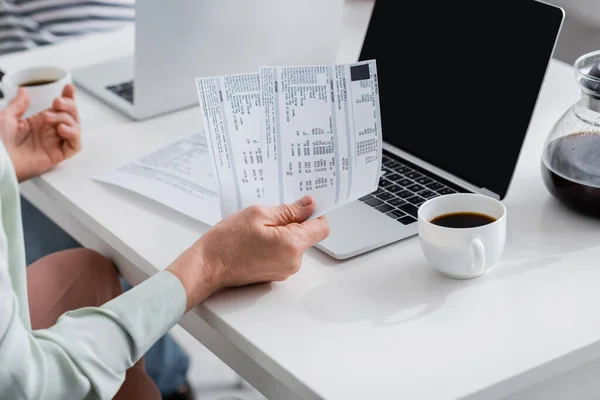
[{"xmin": 542, "ymin": 50, "xmax": 600, "ymax": 216}]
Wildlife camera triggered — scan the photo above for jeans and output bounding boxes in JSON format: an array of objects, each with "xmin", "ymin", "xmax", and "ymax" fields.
[{"xmin": 21, "ymin": 196, "xmax": 191, "ymax": 396}]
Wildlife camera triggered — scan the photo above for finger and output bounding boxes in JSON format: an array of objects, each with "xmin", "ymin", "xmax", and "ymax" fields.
[
  {"xmin": 6, "ymin": 88, "xmax": 30, "ymax": 118},
  {"xmin": 56, "ymin": 123, "xmax": 79, "ymax": 141},
  {"xmin": 298, "ymin": 216, "xmax": 330, "ymax": 247},
  {"xmin": 57, "ymin": 124, "xmax": 81, "ymax": 156},
  {"xmin": 267, "ymin": 195, "xmax": 315, "ymax": 225},
  {"xmin": 43, "ymin": 110, "xmax": 77, "ymax": 127},
  {"xmin": 61, "ymin": 84, "xmax": 75, "ymax": 100},
  {"xmin": 52, "ymin": 96, "xmax": 79, "ymax": 122}
]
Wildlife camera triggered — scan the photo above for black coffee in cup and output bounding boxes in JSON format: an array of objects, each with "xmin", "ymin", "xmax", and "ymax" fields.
[
  {"xmin": 19, "ymin": 79, "xmax": 57, "ymax": 87},
  {"xmin": 430, "ymin": 212, "xmax": 496, "ymax": 228}
]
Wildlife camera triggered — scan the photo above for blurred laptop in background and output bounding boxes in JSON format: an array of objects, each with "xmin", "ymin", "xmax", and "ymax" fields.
[{"xmin": 73, "ymin": 0, "xmax": 344, "ymax": 120}]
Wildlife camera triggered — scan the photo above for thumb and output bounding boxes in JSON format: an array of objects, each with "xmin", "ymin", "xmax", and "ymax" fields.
[
  {"xmin": 61, "ymin": 83, "xmax": 75, "ymax": 100},
  {"xmin": 269, "ymin": 195, "xmax": 315, "ymax": 225},
  {"xmin": 298, "ymin": 216, "xmax": 330, "ymax": 247},
  {"xmin": 6, "ymin": 88, "xmax": 30, "ymax": 118}
]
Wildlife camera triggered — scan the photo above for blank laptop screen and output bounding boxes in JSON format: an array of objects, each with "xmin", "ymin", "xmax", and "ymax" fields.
[{"xmin": 359, "ymin": 0, "xmax": 564, "ymax": 198}]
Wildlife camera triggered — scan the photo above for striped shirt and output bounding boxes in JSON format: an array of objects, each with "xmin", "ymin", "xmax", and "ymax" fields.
[{"xmin": 0, "ymin": 0, "xmax": 134, "ymax": 56}]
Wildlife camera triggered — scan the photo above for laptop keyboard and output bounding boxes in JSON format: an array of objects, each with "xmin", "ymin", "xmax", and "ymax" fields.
[
  {"xmin": 359, "ymin": 151, "xmax": 466, "ymax": 225},
  {"xmin": 106, "ymin": 80, "xmax": 134, "ymax": 104}
]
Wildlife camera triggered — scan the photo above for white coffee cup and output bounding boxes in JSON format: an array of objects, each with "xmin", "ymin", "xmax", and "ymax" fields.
[
  {"xmin": 418, "ymin": 193, "xmax": 507, "ymax": 279},
  {"xmin": 0, "ymin": 66, "xmax": 71, "ymax": 119}
]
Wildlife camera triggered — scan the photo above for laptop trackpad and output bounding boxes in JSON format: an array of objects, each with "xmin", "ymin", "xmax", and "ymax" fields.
[{"xmin": 316, "ymin": 201, "xmax": 414, "ymax": 259}]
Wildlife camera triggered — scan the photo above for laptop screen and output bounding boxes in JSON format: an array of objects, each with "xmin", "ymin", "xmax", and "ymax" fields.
[{"xmin": 358, "ymin": 0, "xmax": 564, "ymax": 199}]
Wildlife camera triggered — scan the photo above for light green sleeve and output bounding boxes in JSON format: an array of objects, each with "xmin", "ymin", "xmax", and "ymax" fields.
[{"xmin": 0, "ymin": 270, "xmax": 187, "ymax": 400}]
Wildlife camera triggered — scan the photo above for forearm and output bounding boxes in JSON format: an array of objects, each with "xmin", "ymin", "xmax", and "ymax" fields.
[
  {"xmin": 166, "ymin": 242, "xmax": 217, "ymax": 312},
  {"xmin": 0, "ymin": 306, "xmax": 133, "ymax": 399},
  {"xmin": 0, "ymin": 270, "xmax": 186, "ymax": 399},
  {"xmin": 9, "ymin": 154, "xmax": 34, "ymax": 182},
  {"xmin": 0, "ymin": 131, "xmax": 28, "ymax": 182}
]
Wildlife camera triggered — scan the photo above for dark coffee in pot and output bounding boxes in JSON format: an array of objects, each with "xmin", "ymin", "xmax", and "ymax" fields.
[{"xmin": 541, "ymin": 131, "xmax": 600, "ymax": 216}]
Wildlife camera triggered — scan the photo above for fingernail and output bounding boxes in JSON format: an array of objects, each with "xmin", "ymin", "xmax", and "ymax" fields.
[
  {"xmin": 44, "ymin": 111, "xmax": 54, "ymax": 120},
  {"xmin": 295, "ymin": 195, "xmax": 311, "ymax": 207}
]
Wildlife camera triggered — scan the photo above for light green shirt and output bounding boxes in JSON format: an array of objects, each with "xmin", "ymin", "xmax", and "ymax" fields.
[{"xmin": 0, "ymin": 142, "xmax": 187, "ymax": 399}]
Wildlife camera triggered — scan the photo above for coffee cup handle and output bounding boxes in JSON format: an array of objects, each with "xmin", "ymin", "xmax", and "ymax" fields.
[{"xmin": 470, "ymin": 238, "xmax": 486, "ymax": 275}]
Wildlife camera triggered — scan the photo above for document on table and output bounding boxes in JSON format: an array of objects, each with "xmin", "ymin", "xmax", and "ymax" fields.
[
  {"xmin": 93, "ymin": 133, "xmax": 222, "ymax": 226},
  {"xmin": 197, "ymin": 59, "xmax": 382, "ymax": 219}
]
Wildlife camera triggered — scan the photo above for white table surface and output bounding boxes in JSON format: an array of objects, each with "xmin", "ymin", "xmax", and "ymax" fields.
[{"xmin": 4, "ymin": 2, "xmax": 600, "ymax": 399}]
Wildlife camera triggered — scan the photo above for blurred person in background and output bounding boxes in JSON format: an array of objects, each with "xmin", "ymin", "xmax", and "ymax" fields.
[{"xmin": 0, "ymin": 2, "xmax": 194, "ymax": 399}]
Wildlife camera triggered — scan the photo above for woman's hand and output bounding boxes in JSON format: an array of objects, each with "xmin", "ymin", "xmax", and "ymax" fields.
[
  {"xmin": 0, "ymin": 85, "xmax": 81, "ymax": 182},
  {"xmin": 167, "ymin": 195, "xmax": 330, "ymax": 311}
]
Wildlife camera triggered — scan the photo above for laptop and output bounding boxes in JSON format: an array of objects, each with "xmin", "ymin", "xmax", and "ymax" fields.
[
  {"xmin": 317, "ymin": 0, "xmax": 565, "ymax": 259},
  {"xmin": 73, "ymin": 0, "xmax": 343, "ymax": 120}
]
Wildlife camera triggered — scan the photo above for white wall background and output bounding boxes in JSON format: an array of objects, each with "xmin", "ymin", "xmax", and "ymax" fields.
[
  {"xmin": 550, "ymin": 0, "xmax": 600, "ymax": 26},
  {"xmin": 546, "ymin": 0, "xmax": 600, "ymax": 65}
]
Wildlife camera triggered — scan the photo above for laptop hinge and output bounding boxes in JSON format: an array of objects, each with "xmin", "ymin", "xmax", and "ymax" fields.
[
  {"xmin": 382, "ymin": 143, "xmax": 503, "ymax": 200},
  {"xmin": 477, "ymin": 187, "xmax": 500, "ymax": 200}
]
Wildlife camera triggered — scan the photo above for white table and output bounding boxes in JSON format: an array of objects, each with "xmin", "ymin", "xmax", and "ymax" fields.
[{"xmin": 4, "ymin": 3, "xmax": 600, "ymax": 399}]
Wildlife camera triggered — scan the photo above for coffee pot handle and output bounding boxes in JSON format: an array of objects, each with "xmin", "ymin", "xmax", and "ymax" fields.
[{"xmin": 470, "ymin": 238, "xmax": 486, "ymax": 275}]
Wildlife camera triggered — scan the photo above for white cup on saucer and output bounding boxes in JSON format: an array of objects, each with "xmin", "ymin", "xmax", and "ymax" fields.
[
  {"xmin": 418, "ymin": 193, "xmax": 507, "ymax": 279},
  {"xmin": 0, "ymin": 66, "xmax": 71, "ymax": 118}
]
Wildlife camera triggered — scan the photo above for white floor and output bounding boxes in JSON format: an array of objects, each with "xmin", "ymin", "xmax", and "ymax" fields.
[{"xmin": 169, "ymin": 325, "xmax": 266, "ymax": 400}]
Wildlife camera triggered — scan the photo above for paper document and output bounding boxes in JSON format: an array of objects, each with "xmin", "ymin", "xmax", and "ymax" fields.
[
  {"xmin": 94, "ymin": 133, "xmax": 222, "ymax": 226},
  {"xmin": 196, "ymin": 73, "xmax": 264, "ymax": 217},
  {"xmin": 197, "ymin": 60, "xmax": 382, "ymax": 219}
]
